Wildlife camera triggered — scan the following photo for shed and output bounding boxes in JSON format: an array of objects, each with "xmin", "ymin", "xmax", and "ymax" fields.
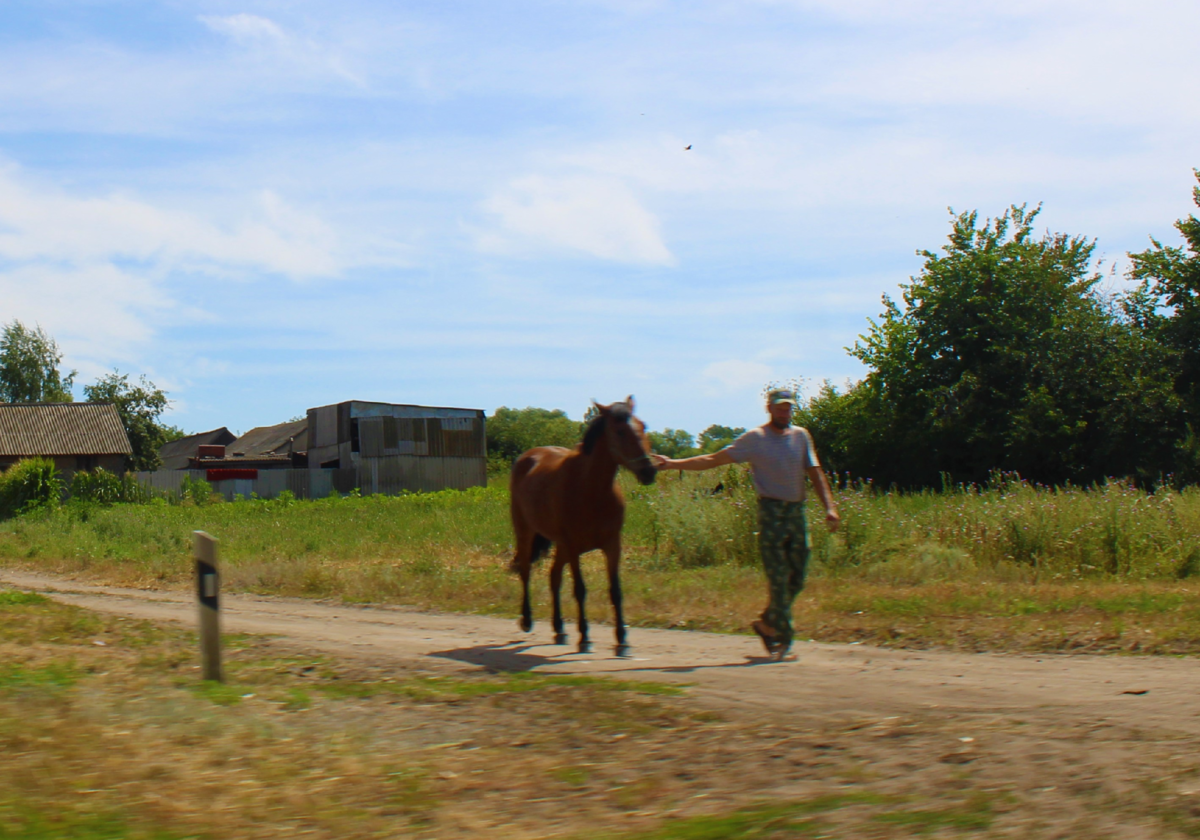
[
  {"xmin": 224, "ymin": 419, "xmax": 307, "ymax": 465},
  {"xmin": 0, "ymin": 402, "xmax": 133, "ymax": 480},
  {"xmin": 306, "ymin": 400, "xmax": 485, "ymax": 493},
  {"xmin": 158, "ymin": 427, "xmax": 236, "ymax": 470}
]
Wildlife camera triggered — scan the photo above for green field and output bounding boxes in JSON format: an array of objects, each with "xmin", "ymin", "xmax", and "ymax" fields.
[{"xmin": 4, "ymin": 470, "xmax": 1200, "ymax": 652}]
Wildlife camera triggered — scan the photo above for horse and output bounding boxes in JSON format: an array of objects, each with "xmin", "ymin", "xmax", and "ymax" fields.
[{"xmin": 509, "ymin": 396, "xmax": 658, "ymax": 657}]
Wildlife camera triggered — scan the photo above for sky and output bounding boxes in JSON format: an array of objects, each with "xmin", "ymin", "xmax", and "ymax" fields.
[{"xmin": 2, "ymin": 0, "xmax": 1199, "ymax": 437}]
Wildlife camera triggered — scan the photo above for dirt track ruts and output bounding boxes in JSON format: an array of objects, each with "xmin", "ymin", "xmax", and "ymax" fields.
[{"xmin": 3, "ymin": 569, "xmax": 1195, "ymax": 735}]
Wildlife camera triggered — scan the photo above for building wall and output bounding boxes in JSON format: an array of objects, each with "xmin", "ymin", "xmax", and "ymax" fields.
[{"xmin": 0, "ymin": 453, "xmax": 125, "ymax": 483}]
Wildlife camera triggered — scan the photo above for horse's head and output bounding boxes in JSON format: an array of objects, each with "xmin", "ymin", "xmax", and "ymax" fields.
[{"xmin": 582, "ymin": 395, "xmax": 658, "ymax": 485}]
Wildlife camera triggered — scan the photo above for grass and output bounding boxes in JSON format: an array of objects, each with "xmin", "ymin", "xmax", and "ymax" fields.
[
  {"xmin": 0, "ymin": 587, "xmax": 1193, "ymax": 839},
  {"xmin": 0, "ymin": 588, "xmax": 714, "ymax": 839},
  {"xmin": 590, "ymin": 792, "xmax": 997, "ymax": 839},
  {"xmin": 5, "ymin": 472, "xmax": 1200, "ymax": 653}
]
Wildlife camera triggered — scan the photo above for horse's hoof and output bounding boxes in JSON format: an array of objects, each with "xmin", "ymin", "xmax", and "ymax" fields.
[
  {"xmin": 577, "ymin": 640, "xmax": 593, "ymax": 654},
  {"xmin": 615, "ymin": 644, "xmax": 632, "ymax": 658},
  {"xmin": 519, "ymin": 617, "xmax": 533, "ymax": 632},
  {"xmin": 554, "ymin": 633, "xmax": 569, "ymax": 645}
]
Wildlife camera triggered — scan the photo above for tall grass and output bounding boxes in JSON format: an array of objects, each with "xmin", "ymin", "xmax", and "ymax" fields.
[
  {"xmin": 3, "ymin": 470, "xmax": 1200, "ymax": 585},
  {"xmin": 6, "ymin": 470, "xmax": 1200, "ymax": 652}
]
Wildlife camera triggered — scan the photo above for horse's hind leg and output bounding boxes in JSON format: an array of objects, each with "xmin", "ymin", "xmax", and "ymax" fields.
[
  {"xmin": 570, "ymin": 554, "xmax": 591, "ymax": 653},
  {"xmin": 511, "ymin": 514, "xmax": 536, "ymax": 633},
  {"xmin": 603, "ymin": 543, "xmax": 630, "ymax": 657},
  {"xmin": 550, "ymin": 553, "xmax": 568, "ymax": 645}
]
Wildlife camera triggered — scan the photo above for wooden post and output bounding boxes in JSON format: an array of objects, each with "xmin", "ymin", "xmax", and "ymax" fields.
[{"xmin": 194, "ymin": 530, "xmax": 222, "ymax": 683}]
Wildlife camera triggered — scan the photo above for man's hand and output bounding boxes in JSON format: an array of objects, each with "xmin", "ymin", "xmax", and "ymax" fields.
[
  {"xmin": 651, "ymin": 454, "xmax": 672, "ymax": 470},
  {"xmin": 825, "ymin": 509, "xmax": 841, "ymax": 532}
]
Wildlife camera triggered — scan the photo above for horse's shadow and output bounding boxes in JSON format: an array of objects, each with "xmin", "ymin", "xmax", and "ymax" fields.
[{"xmin": 428, "ymin": 641, "xmax": 782, "ymax": 674}]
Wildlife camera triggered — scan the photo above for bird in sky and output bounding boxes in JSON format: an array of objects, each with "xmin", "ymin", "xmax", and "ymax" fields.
[{"xmin": 685, "ymin": 144, "xmax": 692, "ymax": 150}]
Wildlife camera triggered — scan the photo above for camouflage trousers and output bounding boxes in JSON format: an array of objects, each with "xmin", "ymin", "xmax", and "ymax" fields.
[{"xmin": 757, "ymin": 497, "xmax": 811, "ymax": 649}]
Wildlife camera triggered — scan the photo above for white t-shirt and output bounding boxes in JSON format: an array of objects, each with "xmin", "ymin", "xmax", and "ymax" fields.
[{"xmin": 724, "ymin": 425, "xmax": 819, "ymax": 502}]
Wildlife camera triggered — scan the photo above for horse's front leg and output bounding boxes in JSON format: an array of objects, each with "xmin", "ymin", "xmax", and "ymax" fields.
[
  {"xmin": 602, "ymin": 542, "xmax": 630, "ymax": 657},
  {"xmin": 550, "ymin": 553, "xmax": 568, "ymax": 645},
  {"xmin": 569, "ymin": 554, "xmax": 591, "ymax": 653}
]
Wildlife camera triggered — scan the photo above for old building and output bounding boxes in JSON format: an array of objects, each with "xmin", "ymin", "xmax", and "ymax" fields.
[
  {"xmin": 0, "ymin": 402, "xmax": 133, "ymax": 480},
  {"xmin": 306, "ymin": 400, "xmax": 486, "ymax": 493},
  {"xmin": 158, "ymin": 427, "xmax": 236, "ymax": 470}
]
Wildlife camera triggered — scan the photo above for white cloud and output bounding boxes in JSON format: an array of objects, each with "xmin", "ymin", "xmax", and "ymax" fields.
[
  {"xmin": 702, "ymin": 360, "xmax": 775, "ymax": 393},
  {"xmin": 0, "ymin": 165, "xmax": 355, "ymax": 373},
  {"xmin": 197, "ymin": 13, "xmax": 365, "ymax": 86},
  {"xmin": 0, "ymin": 169, "xmax": 340, "ymax": 278},
  {"xmin": 480, "ymin": 175, "xmax": 676, "ymax": 266},
  {"xmin": 199, "ymin": 14, "xmax": 288, "ymax": 46},
  {"xmin": 0, "ymin": 263, "xmax": 168, "ymax": 366}
]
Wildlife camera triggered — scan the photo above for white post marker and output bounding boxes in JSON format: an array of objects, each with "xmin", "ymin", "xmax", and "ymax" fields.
[{"xmin": 194, "ymin": 530, "xmax": 222, "ymax": 683}]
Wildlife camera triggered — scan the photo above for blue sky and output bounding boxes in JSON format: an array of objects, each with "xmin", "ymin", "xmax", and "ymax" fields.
[{"xmin": 3, "ymin": 0, "xmax": 1199, "ymax": 436}]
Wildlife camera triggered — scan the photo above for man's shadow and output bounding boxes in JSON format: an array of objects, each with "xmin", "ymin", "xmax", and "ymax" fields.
[{"xmin": 429, "ymin": 640, "xmax": 785, "ymax": 674}]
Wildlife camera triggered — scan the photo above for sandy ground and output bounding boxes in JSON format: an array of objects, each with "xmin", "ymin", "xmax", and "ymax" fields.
[
  {"xmin": 6, "ymin": 569, "xmax": 1200, "ymax": 837},
  {"xmin": 2, "ymin": 569, "xmax": 1196, "ymax": 730}
]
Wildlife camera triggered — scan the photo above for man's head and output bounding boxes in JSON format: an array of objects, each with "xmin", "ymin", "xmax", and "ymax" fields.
[{"xmin": 766, "ymin": 389, "xmax": 796, "ymax": 430}]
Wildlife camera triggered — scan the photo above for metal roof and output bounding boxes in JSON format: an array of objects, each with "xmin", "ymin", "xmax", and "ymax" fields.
[
  {"xmin": 159, "ymin": 427, "xmax": 236, "ymax": 470},
  {"xmin": 227, "ymin": 419, "xmax": 307, "ymax": 457},
  {"xmin": 0, "ymin": 403, "xmax": 133, "ymax": 457}
]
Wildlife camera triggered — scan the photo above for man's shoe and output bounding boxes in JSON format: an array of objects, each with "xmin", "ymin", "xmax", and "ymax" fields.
[{"xmin": 751, "ymin": 620, "xmax": 783, "ymax": 656}]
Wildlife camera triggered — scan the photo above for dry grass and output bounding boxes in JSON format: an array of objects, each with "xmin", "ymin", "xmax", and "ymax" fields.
[{"xmin": 6, "ymin": 590, "xmax": 1200, "ymax": 839}]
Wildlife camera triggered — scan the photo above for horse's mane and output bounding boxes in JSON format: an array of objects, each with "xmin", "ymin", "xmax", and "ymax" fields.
[{"xmin": 581, "ymin": 403, "xmax": 631, "ymax": 455}]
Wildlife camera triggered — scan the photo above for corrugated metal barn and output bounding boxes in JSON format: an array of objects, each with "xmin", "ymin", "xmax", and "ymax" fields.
[
  {"xmin": 0, "ymin": 402, "xmax": 133, "ymax": 480},
  {"xmin": 307, "ymin": 400, "xmax": 486, "ymax": 494}
]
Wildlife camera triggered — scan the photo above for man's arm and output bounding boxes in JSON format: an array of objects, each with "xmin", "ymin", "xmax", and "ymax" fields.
[
  {"xmin": 652, "ymin": 449, "xmax": 736, "ymax": 471},
  {"xmin": 806, "ymin": 465, "xmax": 841, "ymax": 532}
]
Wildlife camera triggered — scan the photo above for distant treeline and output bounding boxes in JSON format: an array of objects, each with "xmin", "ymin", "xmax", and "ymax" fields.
[{"xmin": 484, "ymin": 405, "xmax": 743, "ymax": 474}]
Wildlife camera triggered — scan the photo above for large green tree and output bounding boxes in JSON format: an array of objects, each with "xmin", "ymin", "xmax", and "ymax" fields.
[
  {"xmin": 486, "ymin": 406, "xmax": 584, "ymax": 468},
  {"xmin": 646, "ymin": 428, "xmax": 698, "ymax": 458},
  {"xmin": 1128, "ymin": 170, "xmax": 1200, "ymax": 479},
  {"xmin": 0, "ymin": 320, "xmax": 76, "ymax": 403},
  {"xmin": 83, "ymin": 371, "xmax": 174, "ymax": 471},
  {"xmin": 811, "ymin": 205, "xmax": 1178, "ymax": 487}
]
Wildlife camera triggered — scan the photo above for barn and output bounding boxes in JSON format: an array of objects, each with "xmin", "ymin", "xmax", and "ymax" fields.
[
  {"xmin": 306, "ymin": 400, "xmax": 486, "ymax": 494},
  {"xmin": 0, "ymin": 403, "xmax": 133, "ymax": 481}
]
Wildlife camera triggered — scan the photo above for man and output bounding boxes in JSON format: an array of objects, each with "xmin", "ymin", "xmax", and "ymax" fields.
[{"xmin": 651, "ymin": 389, "xmax": 840, "ymax": 659}]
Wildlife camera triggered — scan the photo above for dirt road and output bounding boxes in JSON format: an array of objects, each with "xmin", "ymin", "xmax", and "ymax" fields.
[{"xmin": 3, "ymin": 568, "xmax": 1195, "ymax": 732}]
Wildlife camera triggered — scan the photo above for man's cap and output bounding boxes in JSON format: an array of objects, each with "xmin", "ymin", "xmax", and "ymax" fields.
[{"xmin": 767, "ymin": 389, "xmax": 797, "ymax": 406}]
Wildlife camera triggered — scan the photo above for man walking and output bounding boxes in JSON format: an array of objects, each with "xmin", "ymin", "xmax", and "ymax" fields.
[{"xmin": 651, "ymin": 389, "xmax": 839, "ymax": 659}]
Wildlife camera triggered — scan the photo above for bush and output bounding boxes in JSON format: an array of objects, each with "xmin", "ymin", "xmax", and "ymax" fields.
[
  {"xmin": 0, "ymin": 458, "xmax": 62, "ymax": 518},
  {"xmin": 179, "ymin": 474, "xmax": 219, "ymax": 506},
  {"xmin": 68, "ymin": 468, "xmax": 151, "ymax": 505}
]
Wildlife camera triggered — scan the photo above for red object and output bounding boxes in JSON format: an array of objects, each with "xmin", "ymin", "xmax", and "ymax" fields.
[
  {"xmin": 197, "ymin": 445, "xmax": 226, "ymax": 459},
  {"xmin": 207, "ymin": 468, "xmax": 258, "ymax": 481}
]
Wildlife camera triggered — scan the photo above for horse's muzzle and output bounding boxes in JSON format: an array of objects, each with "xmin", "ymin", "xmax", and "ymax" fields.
[{"xmin": 636, "ymin": 466, "xmax": 658, "ymax": 486}]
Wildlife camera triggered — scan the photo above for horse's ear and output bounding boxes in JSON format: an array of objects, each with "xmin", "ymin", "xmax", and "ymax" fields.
[
  {"xmin": 593, "ymin": 399, "xmax": 610, "ymax": 415},
  {"xmin": 626, "ymin": 395, "xmax": 635, "ymax": 412}
]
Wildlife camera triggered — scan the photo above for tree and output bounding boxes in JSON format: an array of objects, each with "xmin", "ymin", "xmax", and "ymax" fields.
[
  {"xmin": 697, "ymin": 424, "xmax": 745, "ymax": 453},
  {"xmin": 83, "ymin": 371, "xmax": 172, "ymax": 471},
  {"xmin": 647, "ymin": 428, "xmax": 698, "ymax": 458},
  {"xmin": 486, "ymin": 407, "xmax": 584, "ymax": 468},
  {"xmin": 0, "ymin": 320, "xmax": 76, "ymax": 403},
  {"xmin": 817, "ymin": 204, "xmax": 1179, "ymax": 487},
  {"xmin": 1128, "ymin": 170, "xmax": 1200, "ymax": 472}
]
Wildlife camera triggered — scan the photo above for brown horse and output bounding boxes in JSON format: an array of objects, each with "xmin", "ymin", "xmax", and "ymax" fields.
[{"xmin": 509, "ymin": 396, "xmax": 658, "ymax": 656}]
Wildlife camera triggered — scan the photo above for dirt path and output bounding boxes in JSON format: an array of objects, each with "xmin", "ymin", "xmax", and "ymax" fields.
[{"xmin": 3, "ymin": 568, "xmax": 1195, "ymax": 732}]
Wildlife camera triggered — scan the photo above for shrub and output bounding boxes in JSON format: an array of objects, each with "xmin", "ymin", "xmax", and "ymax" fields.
[
  {"xmin": 0, "ymin": 458, "xmax": 62, "ymax": 519},
  {"xmin": 179, "ymin": 474, "xmax": 219, "ymax": 506},
  {"xmin": 68, "ymin": 468, "xmax": 151, "ymax": 505}
]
